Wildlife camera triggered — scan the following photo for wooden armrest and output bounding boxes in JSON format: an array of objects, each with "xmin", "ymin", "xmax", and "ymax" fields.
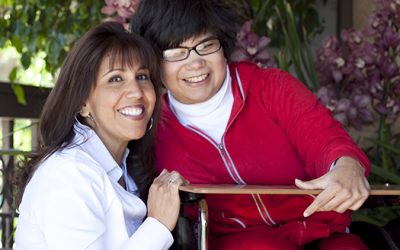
[{"xmin": 179, "ymin": 184, "xmax": 400, "ymax": 196}]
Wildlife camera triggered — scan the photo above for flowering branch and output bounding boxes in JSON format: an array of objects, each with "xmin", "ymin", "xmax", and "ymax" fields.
[{"xmin": 101, "ymin": 0, "xmax": 140, "ymax": 24}]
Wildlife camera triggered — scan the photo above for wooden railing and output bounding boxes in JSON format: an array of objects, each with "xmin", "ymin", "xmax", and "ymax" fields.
[
  {"xmin": 179, "ymin": 184, "xmax": 400, "ymax": 250},
  {"xmin": 0, "ymin": 82, "xmax": 50, "ymax": 249}
]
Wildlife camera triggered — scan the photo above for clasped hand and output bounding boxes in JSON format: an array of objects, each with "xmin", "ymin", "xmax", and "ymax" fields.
[{"xmin": 147, "ymin": 169, "xmax": 188, "ymax": 231}]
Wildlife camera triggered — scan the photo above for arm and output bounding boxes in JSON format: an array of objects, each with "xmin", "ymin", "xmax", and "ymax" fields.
[
  {"xmin": 261, "ymin": 69, "xmax": 370, "ymax": 216},
  {"xmin": 122, "ymin": 170, "xmax": 189, "ymax": 249},
  {"xmin": 36, "ymin": 165, "xmax": 183, "ymax": 250}
]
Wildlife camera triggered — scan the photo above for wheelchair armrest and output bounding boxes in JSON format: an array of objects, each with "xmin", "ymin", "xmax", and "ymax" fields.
[
  {"xmin": 179, "ymin": 184, "xmax": 400, "ymax": 195},
  {"xmin": 176, "ymin": 184, "xmax": 400, "ymax": 250}
]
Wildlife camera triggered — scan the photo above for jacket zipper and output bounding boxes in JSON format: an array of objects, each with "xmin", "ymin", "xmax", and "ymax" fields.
[
  {"xmin": 187, "ymin": 126, "xmax": 244, "ymax": 184},
  {"xmin": 183, "ymin": 67, "xmax": 277, "ymax": 226},
  {"xmin": 189, "ymin": 126, "xmax": 276, "ymax": 226}
]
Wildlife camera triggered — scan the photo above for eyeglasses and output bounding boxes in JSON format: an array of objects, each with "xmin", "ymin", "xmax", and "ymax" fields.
[{"xmin": 162, "ymin": 38, "xmax": 221, "ymax": 62}]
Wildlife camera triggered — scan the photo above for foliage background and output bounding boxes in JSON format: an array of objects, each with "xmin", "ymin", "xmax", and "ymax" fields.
[{"xmin": 0, "ymin": 0, "xmax": 104, "ymax": 87}]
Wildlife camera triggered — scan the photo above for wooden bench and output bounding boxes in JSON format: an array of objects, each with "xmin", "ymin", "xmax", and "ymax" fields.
[{"xmin": 178, "ymin": 184, "xmax": 400, "ymax": 250}]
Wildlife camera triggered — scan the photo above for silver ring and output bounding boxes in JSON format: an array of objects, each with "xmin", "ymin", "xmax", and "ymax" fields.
[{"xmin": 168, "ymin": 176, "xmax": 177, "ymax": 185}]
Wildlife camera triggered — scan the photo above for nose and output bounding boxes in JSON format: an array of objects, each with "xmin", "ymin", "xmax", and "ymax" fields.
[
  {"xmin": 185, "ymin": 50, "xmax": 206, "ymax": 70},
  {"xmin": 125, "ymin": 80, "xmax": 143, "ymax": 99}
]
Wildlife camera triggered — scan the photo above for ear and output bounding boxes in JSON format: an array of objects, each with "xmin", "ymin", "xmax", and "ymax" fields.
[{"xmin": 80, "ymin": 104, "xmax": 90, "ymax": 117}]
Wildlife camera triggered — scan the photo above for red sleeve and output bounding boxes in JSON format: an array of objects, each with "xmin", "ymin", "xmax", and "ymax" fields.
[{"xmin": 259, "ymin": 68, "xmax": 370, "ymax": 178}]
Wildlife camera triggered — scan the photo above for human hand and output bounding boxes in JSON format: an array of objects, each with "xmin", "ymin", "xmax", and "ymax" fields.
[
  {"xmin": 147, "ymin": 169, "xmax": 189, "ymax": 231},
  {"xmin": 295, "ymin": 157, "xmax": 370, "ymax": 217}
]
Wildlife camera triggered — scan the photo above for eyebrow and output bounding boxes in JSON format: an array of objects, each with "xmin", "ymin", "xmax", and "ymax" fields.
[
  {"xmin": 102, "ymin": 66, "xmax": 149, "ymax": 77},
  {"xmin": 174, "ymin": 36, "xmax": 217, "ymax": 49},
  {"xmin": 102, "ymin": 68, "xmax": 125, "ymax": 77},
  {"xmin": 195, "ymin": 36, "xmax": 216, "ymax": 43}
]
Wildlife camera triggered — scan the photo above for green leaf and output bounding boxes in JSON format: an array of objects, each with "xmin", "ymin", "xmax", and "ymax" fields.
[
  {"xmin": 9, "ymin": 67, "xmax": 17, "ymax": 82},
  {"xmin": 21, "ymin": 53, "xmax": 32, "ymax": 69},
  {"xmin": 367, "ymin": 138, "xmax": 400, "ymax": 155},
  {"xmin": 11, "ymin": 84, "xmax": 27, "ymax": 105},
  {"xmin": 252, "ymin": 0, "xmax": 271, "ymax": 33},
  {"xmin": 10, "ymin": 35, "xmax": 23, "ymax": 52},
  {"xmin": 250, "ymin": 0, "xmax": 260, "ymax": 11},
  {"xmin": 276, "ymin": 50, "xmax": 289, "ymax": 71},
  {"xmin": 370, "ymin": 164, "xmax": 400, "ymax": 184}
]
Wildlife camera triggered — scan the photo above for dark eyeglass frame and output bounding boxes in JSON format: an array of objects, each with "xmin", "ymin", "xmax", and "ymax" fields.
[{"xmin": 162, "ymin": 37, "xmax": 221, "ymax": 62}]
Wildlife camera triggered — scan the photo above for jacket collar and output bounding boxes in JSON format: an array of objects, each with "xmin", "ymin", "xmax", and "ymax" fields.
[{"xmin": 72, "ymin": 122, "xmax": 129, "ymax": 184}]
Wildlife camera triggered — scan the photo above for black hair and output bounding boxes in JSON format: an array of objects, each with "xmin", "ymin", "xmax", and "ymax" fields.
[{"xmin": 130, "ymin": 0, "xmax": 240, "ymax": 60}]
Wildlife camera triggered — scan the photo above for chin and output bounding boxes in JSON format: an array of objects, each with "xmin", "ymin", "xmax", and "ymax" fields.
[
  {"xmin": 195, "ymin": 95, "xmax": 213, "ymax": 103},
  {"xmin": 129, "ymin": 130, "xmax": 147, "ymax": 141}
]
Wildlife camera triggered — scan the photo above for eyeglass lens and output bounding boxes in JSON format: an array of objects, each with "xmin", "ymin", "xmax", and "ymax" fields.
[{"xmin": 163, "ymin": 39, "xmax": 221, "ymax": 62}]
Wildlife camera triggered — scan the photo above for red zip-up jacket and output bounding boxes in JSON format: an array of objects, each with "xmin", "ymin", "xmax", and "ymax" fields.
[{"xmin": 155, "ymin": 62, "xmax": 370, "ymax": 246}]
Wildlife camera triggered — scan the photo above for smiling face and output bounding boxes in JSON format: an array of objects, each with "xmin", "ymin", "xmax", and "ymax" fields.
[
  {"xmin": 83, "ymin": 56, "xmax": 156, "ymax": 155},
  {"xmin": 161, "ymin": 33, "xmax": 227, "ymax": 104}
]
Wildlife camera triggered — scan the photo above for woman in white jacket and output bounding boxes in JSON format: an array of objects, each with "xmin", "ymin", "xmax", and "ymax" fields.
[{"xmin": 15, "ymin": 21, "xmax": 186, "ymax": 250}]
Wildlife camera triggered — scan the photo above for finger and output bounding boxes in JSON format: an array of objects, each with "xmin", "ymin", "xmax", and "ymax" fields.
[
  {"xmin": 171, "ymin": 176, "xmax": 189, "ymax": 186},
  {"xmin": 322, "ymin": 194, "xmax": 353, "ymax": 213},
  {"xmin": 335, "ymin": 188, "xmax": 365, "ymax": 212},
  {"xmin": 167, "ymin": 172, "xmax": 189, "ymax": 185},
  {"xmin": 303, "ymin": 190, "xmax": 335, "ymax": 217},
  {"xmin": 334, "ymin": 196, "xmax": 361, "ymax": 213},
  {"xmin": 167, "ymin": 172, "xmax": 180, "ymax": 185},
  {"xmin": 348, "ymin": 188, "xmax": 369, "ymax": 211},
  {"xmin": 348, "ymin": 196, "xmax": 368, "ymax": 211},
  {"xmin": 154, "ymin": 169, "xmax": 168, "ymax": 181},
  {"xmin": 326, "ymin": 182, "xmax": 369, "ymax": 213},
  {"xmin": 344, "ymin": 179, "xmax": 369, "ymax": 210},
  {"xmin": 170, "ymin": 171, "xmax": 189, "ymax": 185},
  {"xmin": 363, "ymin": 178, "xmax": 371, "ymax": 191},
  {"xmin": 319, "ymin": 182, "xmax": 360, "ymax": 212}
]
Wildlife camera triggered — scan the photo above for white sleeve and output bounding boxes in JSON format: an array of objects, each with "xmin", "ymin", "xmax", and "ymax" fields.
[{"xmin": 121, "ymin": 217, "xmax": 174, "ymax": 250}]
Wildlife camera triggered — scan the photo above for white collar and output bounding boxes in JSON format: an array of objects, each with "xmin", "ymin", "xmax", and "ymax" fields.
[
  {"xmin": 72, "ymin": 122, "xmax": 130, "ymax": 186},
  {"xmin": 168, "ymin": 66, "xmax": 231, "ymax": 119}
]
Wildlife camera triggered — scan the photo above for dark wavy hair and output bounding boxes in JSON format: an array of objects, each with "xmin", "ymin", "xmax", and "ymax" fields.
[
  {"xmin": 15, "ymin": 21, "xmax": 162, "ymax": 205},
  {"xmin": 130, "ymin": 0, "xmax": 240, "ymax": 60}
]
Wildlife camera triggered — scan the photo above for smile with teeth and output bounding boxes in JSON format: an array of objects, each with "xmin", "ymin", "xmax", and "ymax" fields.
[
  {"xmin": 184, "ymin": 73, "xmax": 208, "ymax": 83},
  {"xmin": 118, "ymin": 106, "xmax": 144, "ymax": 117}
]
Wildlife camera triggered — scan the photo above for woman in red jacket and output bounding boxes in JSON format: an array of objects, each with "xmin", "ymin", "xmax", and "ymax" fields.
[{"xmin": 131, "ymin": 0, "xmax": 370, "ymax": 249}]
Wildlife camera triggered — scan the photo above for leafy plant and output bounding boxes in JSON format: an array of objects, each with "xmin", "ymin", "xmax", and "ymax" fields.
[
  {"xmin": 0, "ymin": 0, "xmax": 104, "ymax": 90},
  {"xmin": 231, "ymin": 0, "xmax": 322, "ymax": 92},
  {"xmin": 227, "ymin": 0, "xmax": 327, "ymax": 47},
  {"xmin": 315, "ymin": 0, "xmax": 400, "ymax": 185},
  {"xmin": 274, "ymin": 2, "xmax": 320, "ymax": 92}
]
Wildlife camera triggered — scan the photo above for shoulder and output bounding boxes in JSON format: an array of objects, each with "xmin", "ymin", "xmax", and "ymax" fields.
[
  {"xmin": 44, "ymin": 147, "xmax": 107, "ymax": 183},
  {"xmin": 19, "ymin": 147, "xmax": 111, "ymax": 214},
  {"xmin": 229, "ymin": 62, "xmax": 309, "ymax": 106},
  {"xmin": 229, "ymin": 61, "xmax": 298, "ymax": 90}
]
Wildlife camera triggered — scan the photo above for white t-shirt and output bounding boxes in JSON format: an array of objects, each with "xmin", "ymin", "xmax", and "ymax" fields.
[{"xmin": 15, "ymin": 123, "xmax": 173, "ymax": 250}]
